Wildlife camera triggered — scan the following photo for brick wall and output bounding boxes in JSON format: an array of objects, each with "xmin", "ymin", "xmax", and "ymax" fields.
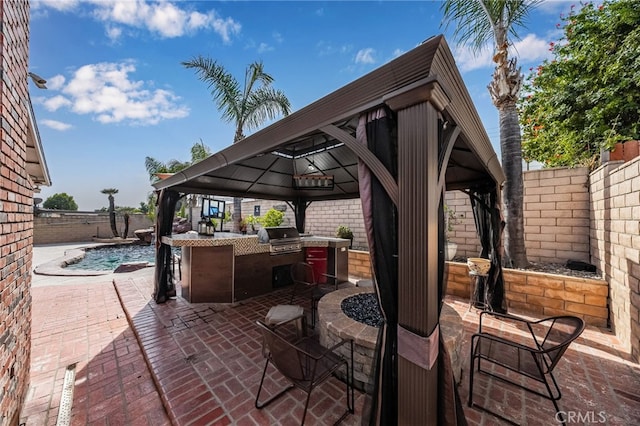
[
  {"xmin": 590, "ymin": 158, "xmax": 640, "ymax": 360},
  {"xmin": 0, "ymin": 2, "xmax": 32, "ymax": 424},
  {"xmin": 34, "ymin": 212, "xmax": 153, "ymax": 244}
]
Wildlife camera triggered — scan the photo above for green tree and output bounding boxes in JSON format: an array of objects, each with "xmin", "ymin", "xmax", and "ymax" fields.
[
  {"xmin": 42, "ymin": 193, "xmax": 78, "ymax": 210},
  {"xmin": 182, "ymin": 57, "xmax": 291, "ymax": 232},
  {"xmin": 101, "ymin": 188, "xmax": 119, "ymax": 237},
  {"xmin": 257, "ymin": 208, "xmax": 284, "ymax": 227},
  {"xmin": 441, "ymin": 0, "xmax": 540, "ymax": 268},
  {"xmin": 519, "ymin": 1, "xmax": 640, "ymax": 168}
]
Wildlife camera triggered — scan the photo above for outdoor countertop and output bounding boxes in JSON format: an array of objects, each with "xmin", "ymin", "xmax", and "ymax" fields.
[{"xmin": 161, "ymin": 233, "xmax": 350, "ymax": 256}]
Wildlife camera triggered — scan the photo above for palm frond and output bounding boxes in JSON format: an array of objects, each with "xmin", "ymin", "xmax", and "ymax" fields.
[
  {"xmin": 243, "ymin": 86, "xmax": 291, "ymax": 131},
  {"xmin": 182, "ymin": 55, "xmax": 242, "ymax": 123},
  {"xmin": 441, "ymin": 0, "xmax": 541, "ymax": 52}
]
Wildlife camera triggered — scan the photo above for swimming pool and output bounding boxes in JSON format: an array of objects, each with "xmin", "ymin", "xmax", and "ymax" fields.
[{"xmin": 64, "ymin": 244, "xmax": 178, "ymax": 271}]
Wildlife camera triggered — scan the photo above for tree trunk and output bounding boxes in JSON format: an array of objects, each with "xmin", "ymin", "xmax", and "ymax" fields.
[
  {"xmin": 499, "ymin": 104, "xmax": 528, "ymax": 268},
  {"xmin": 123, "ymin": 213, "xmax": 130, "ymax": 239},
  {"xmin": 233, "ymin": 197, "xmax": 242, "ymax": 233},
  {"xmin": 108, "ymin": 195, "xmax": 119, "ymax": 237}
]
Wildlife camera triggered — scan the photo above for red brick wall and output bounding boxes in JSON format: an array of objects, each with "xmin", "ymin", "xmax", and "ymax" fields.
[{"xmin": 0, "ymin": 2, "xmax": 32, "ymax": 424}]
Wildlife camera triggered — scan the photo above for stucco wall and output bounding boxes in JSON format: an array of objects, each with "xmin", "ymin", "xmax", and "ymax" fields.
[
  {"xmin": 0, "ymin": 2, "xmax": 32, "ymax": 424},
  {"xmin": 590, "ymin": 158, "xmax": 640, "ymax": 360}
]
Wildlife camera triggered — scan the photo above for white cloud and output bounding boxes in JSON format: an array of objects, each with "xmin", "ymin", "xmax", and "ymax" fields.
[
  {"xmin": 38, "ymin": 0, "xmax": 241, "ymax": 43},
  {"xmin": 273, "ymin": 32, "xmax": 283, "ymax": 44},
  {"xmin": 42, "ymin": 95, "xmax": 72, "ymax": 111},
  {"xmin": 317, "ymin": 41, "xmax": 353, "ymax": 57},
  {"xmin": 47, "ymin": 75, "xmax": 66, "ymax": 91},
  {"xmin": 355, "ymin": 48, "xmax": 376, "ymax": 65},
  {"xmin": 257, "ymin": 43, "xmax": 273, "ymax": 54},
  {"xmin": 33, "ymin": 0, "xmax": 80, "ymax": 12},
  {"xmin": 41, "ymin": 61, "xmax": 188, "ymax": 125},
  {"xmin": 392, "ymin": 48, "xmax": 405, "ymax": 59},
  {"xmin": 41, "ymin": 119, "xmax": 73, "ymax": 131},
  {"xmin": 454, "ymin": 33, "xmax": 553, "ymax": 72},
  {"xmin": 453, "ymin": 44, "xmax": 494, "ymax": 72},
  {"xmin": 105, "ymin": 24, "xmax": 123, "ymax": 42},
  {"xmin": 512, "ymin": 33, "xmax": 553, "ymax": 64}
]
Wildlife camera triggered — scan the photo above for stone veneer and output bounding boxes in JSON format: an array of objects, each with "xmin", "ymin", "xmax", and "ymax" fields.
[{"xmin": 317, "ymin": 287, "xmax": 463, "ymax": 393}]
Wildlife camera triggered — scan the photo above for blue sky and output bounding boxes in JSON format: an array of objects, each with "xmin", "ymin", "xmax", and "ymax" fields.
[{"xmin": 29, "ymin": 0, "xmax": 573, "ymax": 211}]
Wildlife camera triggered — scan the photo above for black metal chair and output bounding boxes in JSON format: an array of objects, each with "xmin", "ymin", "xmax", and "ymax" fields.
[
  {"xmin": 255, "ymin": 320, "xmax": 354, "ymax": 425},
  {"xmin": 469, "ymin": 311, "xmax": 585, "ymax": 425},
  {"xmin": 289, "ymin": 261, "xmax": 340, "ymax": 328}
]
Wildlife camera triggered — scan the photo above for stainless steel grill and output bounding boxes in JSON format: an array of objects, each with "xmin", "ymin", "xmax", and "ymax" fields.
[{"xmin": 258, "ymin": 227, "xmax": 302, "ymax": 255}]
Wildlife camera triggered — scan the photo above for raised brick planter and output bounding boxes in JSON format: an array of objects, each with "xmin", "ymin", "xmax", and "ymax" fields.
[
  {"xmin": 447, "ymin": 261, "xmax": 609, "ymax": 327},
  {"xmin": 349, "ymin": 252, "xmax": 609, "ymax": 328}
]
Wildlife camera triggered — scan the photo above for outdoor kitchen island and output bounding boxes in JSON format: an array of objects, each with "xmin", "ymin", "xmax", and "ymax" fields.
[{"xmin": 162, "ymin": 232, "xmax": 350, "ymax": 303}]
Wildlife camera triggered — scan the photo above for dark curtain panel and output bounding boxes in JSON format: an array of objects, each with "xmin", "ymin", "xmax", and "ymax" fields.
[
  {"xmin": 153, "ymin": 189, "xmax": 180, "ymax": 304},
  {"xmin": 357, "ymin": 108, "xmax": 398, "ymax": 425},
  {"xmin": 468, "ymin": 188, "xmax": 507, "ymax": 313},
  {"xmin": 437, "ymin": 129, "xmax": 467, "ymax": 425}
]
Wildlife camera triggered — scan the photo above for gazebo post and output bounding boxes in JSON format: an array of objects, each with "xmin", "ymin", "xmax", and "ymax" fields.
[{"xmin": 395, "ymin": 99, "xmax": 445, "ymax": 424}]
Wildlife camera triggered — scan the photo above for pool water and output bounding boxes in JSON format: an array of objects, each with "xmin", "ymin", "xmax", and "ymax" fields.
[{"xmin": 64, "ymin": 244, "xmax": 177, "ymax": 271}]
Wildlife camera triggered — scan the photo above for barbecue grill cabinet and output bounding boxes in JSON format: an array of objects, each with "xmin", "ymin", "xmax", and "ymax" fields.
[{"xmin": 258, "ymin": 227, "xmax": 302, "ymax": 255}]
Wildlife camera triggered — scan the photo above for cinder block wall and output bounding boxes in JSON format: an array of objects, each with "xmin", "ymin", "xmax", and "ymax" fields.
[
  {"xmin": 34, "ymin": 213, "xmax": 153, "ymax": 244},
  {"xmin": 590, "ymin": 158, "xmax": 640, "ymax": 360},
  {"xmin": 522, "ymin": 167, "xmax": 591, "ymax": 263},
  {"xmin": 444, "ymin": 191, "xmax": 477, "ymax": 258},
  {"xmin": 0, "ymin": 1, "xmax": 32, "ymax": 424},
  {"xmin": 241, "ymin": 198, "xmax": 368, "ymax": 248}
]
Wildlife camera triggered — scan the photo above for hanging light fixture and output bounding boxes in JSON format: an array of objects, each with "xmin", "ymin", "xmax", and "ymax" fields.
[{"xmin": 292, "ymin": 143, "xmax": 334, "ymax": 190}]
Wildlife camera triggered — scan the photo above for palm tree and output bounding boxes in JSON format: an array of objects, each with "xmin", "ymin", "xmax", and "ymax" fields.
[
  {"xmin": 145, "ymin": 139, "xmax": 211, "ymax": 183},
  {"xmin": 441, "ymin": 0, "xmax": 539, "ymax": 268},
  {"xmin": 182, "ymin": 57, "xmax": 291, "ymax": 231},
  {"xmin": 101, "ymin": 188, "xmax": 119, "ymax": 237},
  {"xmin": 145, "ymin": 140, "xmax": 213, "ymax": 222}
]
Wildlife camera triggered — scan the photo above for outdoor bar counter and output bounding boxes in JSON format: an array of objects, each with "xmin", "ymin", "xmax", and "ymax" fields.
[{"xmin": 162, "ymin": 233, "xmax": 350, "ymax": 303}]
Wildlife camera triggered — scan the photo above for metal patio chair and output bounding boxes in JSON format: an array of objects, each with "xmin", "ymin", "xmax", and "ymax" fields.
[
  {"xmin": 469, "ymin": 311, "xmax": 585, "ymax": 424},
  {"xmin": 255, "ymin": 320, "xmax": 354, "ymax": 425},
  {"xmin": 289, "ymin": 261, "xmax": 340, "ymax": 328}
]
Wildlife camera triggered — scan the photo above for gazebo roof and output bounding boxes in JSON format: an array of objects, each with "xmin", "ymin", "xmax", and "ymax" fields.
[{"xmin": 153, "ymin": 35, "xmax": 504, "ymax": 200}]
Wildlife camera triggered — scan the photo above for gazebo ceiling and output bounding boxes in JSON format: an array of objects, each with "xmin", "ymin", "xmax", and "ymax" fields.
[{"xmin": 153, "ymin": 35, "xmax": 504, "ymax": 201}]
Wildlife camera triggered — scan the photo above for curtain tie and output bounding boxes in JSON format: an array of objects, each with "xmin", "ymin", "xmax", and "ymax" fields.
[{"xmin": 397, "ymin": 324, "xmax": 439, "ymax": 370}]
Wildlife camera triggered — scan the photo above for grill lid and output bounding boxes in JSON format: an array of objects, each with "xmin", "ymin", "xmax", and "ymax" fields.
[{"xmin": 258, "ymin": 226, "xmax": 300, "ymax": 244}]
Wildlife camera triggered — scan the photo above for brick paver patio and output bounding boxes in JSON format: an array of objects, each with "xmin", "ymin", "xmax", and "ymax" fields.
[{"xmin": 22, "ymin": 268, "xmax": 640, "ymax": 425}]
